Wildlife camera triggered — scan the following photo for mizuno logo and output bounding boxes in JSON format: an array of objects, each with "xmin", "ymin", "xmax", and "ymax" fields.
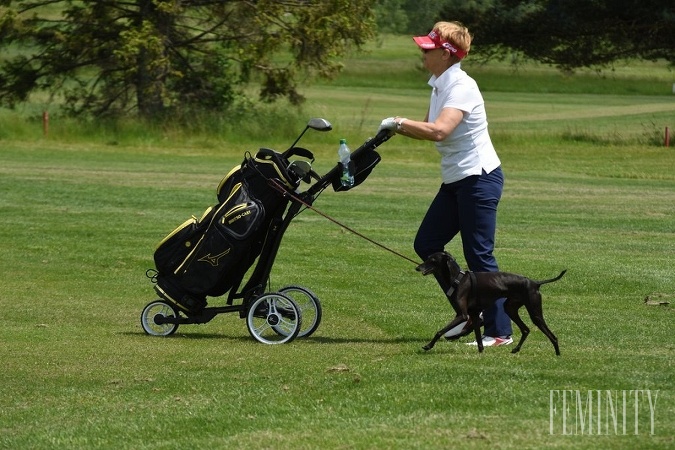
[{"xmin": 198, "ymin": 248, "xmax": 231, "ymax": 267}]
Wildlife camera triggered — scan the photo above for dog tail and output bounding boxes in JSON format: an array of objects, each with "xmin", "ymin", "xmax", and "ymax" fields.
[{"xmin": 535, "ymin": 269, "xmax": 567, "ymax": 286}]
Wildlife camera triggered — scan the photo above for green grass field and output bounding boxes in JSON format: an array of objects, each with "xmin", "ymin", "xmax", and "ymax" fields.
[{"xmin": 0, "ymin": 35, "xmax": 674, "ymax": 449}]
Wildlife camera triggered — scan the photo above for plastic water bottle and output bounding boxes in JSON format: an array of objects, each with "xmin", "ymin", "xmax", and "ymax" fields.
[{"xmin": 338, "ymin": 138, "xmax": 354, "ymax": 188}]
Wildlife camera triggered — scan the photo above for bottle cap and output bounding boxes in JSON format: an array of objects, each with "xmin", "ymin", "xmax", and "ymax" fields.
[{"xmin": 340, "ymin": 138, "xmax": 346, "ymax": 144}]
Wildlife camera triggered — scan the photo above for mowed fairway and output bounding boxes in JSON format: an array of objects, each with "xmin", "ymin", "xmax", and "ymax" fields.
[{"xmin": 0, "ymin": 39, "xmax": 673, "ymax": 449}]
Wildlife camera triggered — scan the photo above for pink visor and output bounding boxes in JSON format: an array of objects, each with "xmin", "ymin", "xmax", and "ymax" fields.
[{"xmin": 413, "ymin": 30, "xmax": 467, "ymax": 59}]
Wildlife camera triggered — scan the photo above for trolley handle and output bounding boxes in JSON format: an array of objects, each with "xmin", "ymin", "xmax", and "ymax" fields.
[{"xmin": 305, "ymin": 129, "xmax": 394, "ymax": 196}]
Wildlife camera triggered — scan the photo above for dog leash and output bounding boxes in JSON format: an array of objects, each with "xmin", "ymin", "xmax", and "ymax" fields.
[{"xmin": 268, "ymin": 178, "xmax": 420, "ymax": 265}]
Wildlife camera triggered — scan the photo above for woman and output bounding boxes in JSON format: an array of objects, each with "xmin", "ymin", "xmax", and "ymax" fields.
[{"xmin": 379, "ymin": 21, "xmax": 512, "ymax": 347}]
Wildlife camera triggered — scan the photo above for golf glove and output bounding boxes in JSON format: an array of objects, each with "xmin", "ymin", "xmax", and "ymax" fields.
[{"xmin": 378, "ymin": 117, "xmax": 397, "ymax": 133}]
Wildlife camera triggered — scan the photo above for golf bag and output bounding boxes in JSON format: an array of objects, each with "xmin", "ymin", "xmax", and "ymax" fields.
[{"xmin": 152, "ymin": 148, "xmax": 306, "ymax": 313}]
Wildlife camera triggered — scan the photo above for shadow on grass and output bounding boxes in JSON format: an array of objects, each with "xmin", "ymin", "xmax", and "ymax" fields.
[
  {"xmin": 120, "ymin": 331, "xmax": 422, "ymax": 344},
  {"xmin": 298, "ymin": 336, "xmax": 422, "ymax": 344}
]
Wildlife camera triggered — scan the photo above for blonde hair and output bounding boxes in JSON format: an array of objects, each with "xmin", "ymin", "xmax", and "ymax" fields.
[{"xmin": 433, "ymin": 21, "xmax": 472, "ymax": 56}]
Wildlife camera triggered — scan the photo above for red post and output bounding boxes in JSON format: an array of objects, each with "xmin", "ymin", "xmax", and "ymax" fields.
[
  {"xmin": 666, "ymin": 127, "xmax": 670, "ymax": 148},
  {"xmin": 42, "ymin": 111, "xmax": 49, "ymax": 137}
]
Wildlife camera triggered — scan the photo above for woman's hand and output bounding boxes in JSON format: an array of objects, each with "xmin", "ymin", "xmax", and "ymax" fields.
[{"xmin": 378, "ymin": 117, "xmax": 398, "ymax": 133}]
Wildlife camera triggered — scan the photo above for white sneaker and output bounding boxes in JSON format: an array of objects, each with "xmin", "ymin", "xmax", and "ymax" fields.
[{"xmin": 466, "ymin": 336, "xmax": 513, "ymax": 347}]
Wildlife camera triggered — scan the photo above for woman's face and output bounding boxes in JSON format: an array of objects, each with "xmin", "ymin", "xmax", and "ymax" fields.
[{"xmin": 421, "ymin": 48, "xmax": 452, "ymax": 77}]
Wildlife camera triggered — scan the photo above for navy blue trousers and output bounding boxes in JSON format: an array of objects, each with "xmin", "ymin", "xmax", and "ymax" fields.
[{"xmin": 414, "ymin": 167, "xmax": 512, "ymax": 337}]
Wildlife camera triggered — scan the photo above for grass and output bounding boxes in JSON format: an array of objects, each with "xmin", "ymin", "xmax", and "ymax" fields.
[{"xmin": 0, "ymin": 35, "xmax": 674, "ymax": 449}]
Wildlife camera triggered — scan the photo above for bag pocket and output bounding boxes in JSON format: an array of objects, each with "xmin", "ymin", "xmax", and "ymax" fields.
[
  {"xmin": 154, "ymin": 207, "xmax": 213, "ymax": 275},
  {"xmin": 176, "ymin": 198, "xmax": 265, "ymax": 294},
  {"xmin": 218, "ymin": 201, "xmax": 264, "ymax": 239}
]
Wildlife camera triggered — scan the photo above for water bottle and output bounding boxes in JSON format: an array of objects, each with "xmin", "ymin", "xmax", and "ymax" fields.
[{"xmin": 338, "ymin": 138, "xmax": 354, "ymax": 188}]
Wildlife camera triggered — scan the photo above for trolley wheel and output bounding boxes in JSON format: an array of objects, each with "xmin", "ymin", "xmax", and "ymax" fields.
[
  {"xmin": 246, "ymin": 292, "xmax": 301, "ymax": 344},
  {"xmin": 141, "ymin": 300, "xmax": 179, "ymax": 336},
  {"xmin": 279, "ymin": 285, "xmax": 322, "ymax": 338}
]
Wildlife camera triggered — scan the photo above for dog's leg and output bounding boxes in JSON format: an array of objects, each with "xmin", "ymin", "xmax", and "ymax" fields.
[
  {"xmin": 432, "ymin": 269, "xmax": 463, "ymax": 315},
  {"xmin": 525, "ymin": 291, "xmax": 561, "ymax": 356},
  {"xmin": 470, "ymin": 311, "xmax": 484, "ymax": 353},
  {"xmin": 423, "ymin": 314, "xmax": 468, "ymax": 351},
  {"xmin": 503, "ymin": 297, "xmax": 530, "ymax": 354},
  {"xmin": 531, "ymin": 315, "xmax": 560, "ymax": 356}
]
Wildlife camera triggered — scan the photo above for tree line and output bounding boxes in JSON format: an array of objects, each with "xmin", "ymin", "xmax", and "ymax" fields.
[{"xmin": 1, "ymin": 0, "xmax": 672, "ymax": 120}]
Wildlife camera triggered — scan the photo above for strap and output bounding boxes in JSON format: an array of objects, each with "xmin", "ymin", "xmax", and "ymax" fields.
[{"xmin": 445, "ymin": 271, "xmax": 466, "ymax": 298}]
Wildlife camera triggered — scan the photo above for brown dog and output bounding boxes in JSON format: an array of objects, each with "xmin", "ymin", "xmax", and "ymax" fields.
[{"xmin": 417, "ymin": 251, "xmax": 565, "ymax": 355}]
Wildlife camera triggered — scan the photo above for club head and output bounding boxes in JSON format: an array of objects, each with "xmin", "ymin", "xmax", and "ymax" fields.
[
  {"xmin": 307, "ymin": 118, "xmax": 332, "ymax": 132},
  {"xmin": 288, "ymin": 160, "xmax": 312, "ymax": 182},
  {"xmin": 285, "ymin": 118, "xmax": 333, "ymax": 155}
]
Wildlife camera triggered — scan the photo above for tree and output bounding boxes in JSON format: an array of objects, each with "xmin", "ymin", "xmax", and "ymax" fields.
[
  {"xmin": 401, "ymin": 0, "xmax": 447, "ymax": 34},
  {"xmin": 372, "ymin": 0, "xmax": 409, "ymax": 34},
  {"xmin": 0, "ymin": 0, "xmax": 375, "ymax": 119},
  {"xmin": 437, "ymin": 0, "xmax": 675, "ymax": 70}
]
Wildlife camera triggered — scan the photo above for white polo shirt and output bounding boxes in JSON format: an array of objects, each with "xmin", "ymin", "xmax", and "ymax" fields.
[{"xmin": 427, "ymin": 63, "xmax": 500, "ymax": 184}]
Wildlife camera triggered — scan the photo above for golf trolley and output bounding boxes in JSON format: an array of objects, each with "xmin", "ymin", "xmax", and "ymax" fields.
[{"xmin": 140, "ymin": 119, "xmax": 392, "ymax": 344}]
